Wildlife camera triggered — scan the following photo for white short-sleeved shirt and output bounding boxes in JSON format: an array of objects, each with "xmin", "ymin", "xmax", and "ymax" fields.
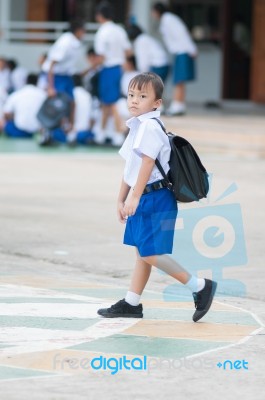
[
  {"xmin": 134, "ymin": 34, "xmax": 169, "ymax": 72},
  {"xmin": 0, "ymin": 88, "xmax": 7, "ymax": 119},
  {"xmin": 3, "ymin": 85, "xmax": 46, "ymax": 132},
  {"xmin": 119, "ymin": 110, "xmax": 170, "ymax": 188},
  {"xmin": 73, "ymin": 87, "xmax": 92, "ymax": 132},
  {"xmin": 10, "ymin": 67, "xmax": 28, "ymax": 91},
  {"xmin": 42, "ymin": 32, "xmax": 82, "ymax": 75},
  {"xmin": 160, "ymin": 12, "xmax": 197, "ymax": 56},
  {"xmin": 94, "ymin": 21, "xmax": 131, "ymax": 67},
  {"xmin": 0, "ymin": 68, "xmax": 11, "ymax": 92}
]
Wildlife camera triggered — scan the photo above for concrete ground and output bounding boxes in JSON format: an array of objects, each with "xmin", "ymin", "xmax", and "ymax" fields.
[{"xmin": 0, "ymin": 107, "xmax": 265, "ymax": 400}]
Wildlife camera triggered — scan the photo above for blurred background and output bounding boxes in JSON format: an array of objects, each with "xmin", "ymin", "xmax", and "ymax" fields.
[{"xmin": 0, "ymin": 0, "xmax": 264, "ymax": 105}]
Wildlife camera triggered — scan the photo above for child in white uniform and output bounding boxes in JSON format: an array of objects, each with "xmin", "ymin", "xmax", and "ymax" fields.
[
  {"xmin": 152, "ymin": 3, "xmax": 197, "ymax": 116},
  {"xmin": 127, "ymin": 24, "xmax": 169, "ymax": 82},
  {"xmin": 116, "ymin": 55, "xmax": 139, "ymax": 122},
  {"xmin": 94, "ymin": 1, "xmax": 132, "ymax": 146},
  {"xmin": 98, "ymin": 72, "xmax": 217, "ymax": 322},
  {"xmin": 3, "ymin": 73, "xmax": 46, "ymax": 138}
]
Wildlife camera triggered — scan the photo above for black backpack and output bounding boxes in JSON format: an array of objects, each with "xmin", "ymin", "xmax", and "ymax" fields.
[
  {"xmin": 37, "ymin": 92, "xmax": 72, "ymax": 130},
  {"xmin": 153, "ymin": 118, "xmax": 209, "ymax": 203}
]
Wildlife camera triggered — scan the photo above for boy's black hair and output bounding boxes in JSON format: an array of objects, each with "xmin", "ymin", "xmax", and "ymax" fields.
[
  {"xmin": 72, "ymin": 74, "xmax": 83, "ymax": 87},
  {"xmin": 7, "ymin": 59, "xmax": 17, "ymax": 70},
  {"xmin": 128, "ymin": 72, "xmax": 164, "ymax": 100},
  {"xmin": 152, "ymin": 2, "xmax": 168, "ymax": 15},
  {"xmin": 127, "ymin": 24, "xmax": 143, "ymax": 41},
  {"xmin": 126, "ymin": 55, "xmax": 137, "ymax": 70},
  {"xmin": 27, "ymin": 73, "xmax": 38, "ymax": 85},
  {"xmin": 69, "ymin": 19, "xmax": 85, "ymax": 33},
  {"xmin": 87, "ymin": 47, "xmax": 96, "ymax": 56},
  {"xmin": 95, "ymin": 1, "xmax": 114, "ymax": 20}
]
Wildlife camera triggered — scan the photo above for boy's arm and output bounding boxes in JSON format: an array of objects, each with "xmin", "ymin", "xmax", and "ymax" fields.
[
  {"xmin": 3, "ymin": 112, "xmax": 13, "ymax": 121},
  {"xmin": 47, "ymin": 60, "xmax": 57, "ymax": 97},
  {"xmin": 117, "ymin": 178, "xmax": 131, "ymax": 223},
  {"xmin": 123, "ymin": 155, "xmax": 155, "ymax": 217}
]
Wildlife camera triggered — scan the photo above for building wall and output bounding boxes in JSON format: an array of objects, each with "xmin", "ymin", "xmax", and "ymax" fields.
[
  {"xmin": 10, "ymin": 0, "xmax": 27, "ymax": 21},
  {"xmin": 250, "ymin": 0, "xmax": 265, "ymax": 102},
  {"xmin": 27, "ymin": 0, "xmax": 48, "ymax": 21},
  {"xmin": 0, "ymin": 0, "xmax": 264, "ymax": 103}
]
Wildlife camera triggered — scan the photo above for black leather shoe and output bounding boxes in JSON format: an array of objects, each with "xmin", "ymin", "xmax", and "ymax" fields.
[
  {"xmin": 97, "ymin": 299, "xmax": 143, "ymax": 318},
  {"xmin": 192, "ymin": 279, "xmax": 217, "ymax": 322}
]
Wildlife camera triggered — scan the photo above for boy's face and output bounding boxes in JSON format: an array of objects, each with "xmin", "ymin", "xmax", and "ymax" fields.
[
  {"xmin": 0, "ymin": 59, "xmax": 6, "ymax": 70},
  {"xmin": 87, "ymin": 54, "xmax": 98, "ymax": 68},
  {"xmin": 152, "ymin": 9, "xmax": 160, "ymax": 20},
  {"xmin": 75, "ymin": 28, "xmax": 86, "ymax": 40},
  {"xmin": 127, "ymin": 83, "xmax": 162, "ymax": 117}
]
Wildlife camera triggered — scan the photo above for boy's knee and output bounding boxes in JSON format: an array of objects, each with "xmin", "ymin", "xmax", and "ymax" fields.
[{"xmin": 141, "ymin": 255, "xmax": 156, "ymax": 265}]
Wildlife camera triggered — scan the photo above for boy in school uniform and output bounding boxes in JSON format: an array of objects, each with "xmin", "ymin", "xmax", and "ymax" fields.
[
  {"xmin": 116, "ymin": 55, "xmax": 139, "ymax": 122},
  {"xmin": 152, "ymin": 3, "xmax": 197, "ymax": 116},
  {"xmin": 68, "ymin": 74, "xmax": 94, "ymax": 145},
  {"xmin": 98, "ymin": 72, "xmax": 217, "ymax": 322},
  {"xmin": 40, "ymin": 20, "xmax": 86, "ymax": 144},
  {"xmin": 94, "ymin": 1, "xmax": 132, "ymax": 146},
  {"xmin": 3, "ymin": 73, "xmax": 46, "ymax": 138},
  {"xmin": 127, "ymin": 24, "xmax": 169, "ymax": 82},
  {"xmin": 7, "ymin": 59, "xmax": 28, "ymax": 92},
  {"xmin": 42, "ymin": 20, "xmax": 85, "ymax": 99}
]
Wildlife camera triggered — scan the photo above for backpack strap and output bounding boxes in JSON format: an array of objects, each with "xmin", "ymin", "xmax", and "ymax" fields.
[
  {"xmin": 152, "ymin": 117, "xmax": 167, "ymax": 133},
  {"xmin": 152, "ymin": 117, "xmax": 172, "ymax": 187}
]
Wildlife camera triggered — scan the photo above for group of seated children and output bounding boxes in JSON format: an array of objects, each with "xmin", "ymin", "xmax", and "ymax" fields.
[{"xmin": 0, "ymin": 50, "xmax": 140, "ymax": 148}]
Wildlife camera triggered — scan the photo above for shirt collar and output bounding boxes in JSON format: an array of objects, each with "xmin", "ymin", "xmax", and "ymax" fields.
[{"xmin": 126, "ymin": 110, "xmax": 161, "ymax": 128}]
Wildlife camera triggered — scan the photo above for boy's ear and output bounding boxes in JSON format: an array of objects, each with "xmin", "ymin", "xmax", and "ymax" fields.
[{"xmin": 154, "ymin": 98, "xmax": 162, "ymax": 108}]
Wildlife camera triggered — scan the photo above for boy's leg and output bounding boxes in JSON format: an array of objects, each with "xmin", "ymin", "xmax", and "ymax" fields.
[
  {"xmin": 110, "ymin": 103, "xmax": 126, "ymax": 133},
  {"xmin": 101, "ymin": 104, "xmax": 111, "ymax": 131},
  {"xmin": 173, "ymin": 83, "xmax": 185, "ymax": 103},
  {"xmin": 167, "ymin": 83, "xmax": 186, "ymax": 116},
  {"xmin": 125, "ymin": 250, "xmax": 152, "ymax": 306},
  {"xmin": 142, "ymin": 255, "xmax": 217, "ymax": 322},
  {"xmin": 109, "ymin": 103, "xmax": 125, "ymax": 146},
  {"xmin": 97, "ymin": 250, "xmax": 148, "ymax": 318},
  {"xmin": 142, "ymin": 254, "xmax": 191, "ymax": 284}
]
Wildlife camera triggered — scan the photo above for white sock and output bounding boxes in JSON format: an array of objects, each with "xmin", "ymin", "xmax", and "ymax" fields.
[
  {"xmin": 112, "ymin": 131, "xmax": 125, "ymax": 146},
  {"xmin": 169, "ymin": 101, "xmax": 186, "ymax": 112},
  {"xmin": 185, "ymin": 276, "xmax": 205, "ymax": 293},
  {"xmin": 125, "ymin": 291, "xmax": 141, "ymax": 306}
]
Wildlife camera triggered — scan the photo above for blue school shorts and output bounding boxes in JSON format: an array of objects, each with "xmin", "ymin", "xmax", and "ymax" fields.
[
  {"xmin": 50, "ymin": 127, "xmax": 67, "ymax": 143},
  {"xmin": 4, "ymin": 121, "xmax": 33, "ymax": 138},
  {"xmin": 150, "ymin": 65, "xmax": 170, "ymax": 82},
  {"xmin": 124, "ymin": 186, "xmax": 178, "ymax": 257},
  {"xmin": 53, "ymin": 74, "xmax": 74, "ymax": 100},
  {"xmin": 173, "ymin": 53, "xmax": 195, "ymax": 84},
  {"xmin": 99, "ymin": 65, "xmax": 122, "ymax": 104},
  {"xmin": 76, "ymin": 130, "xmax": 95, "ymax": 144}
]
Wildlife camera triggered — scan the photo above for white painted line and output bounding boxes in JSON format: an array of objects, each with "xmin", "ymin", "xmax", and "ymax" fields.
[
  {"xmin": 0, "ymin": 285, "xmax": 107, "ymax": 304},
  {"xmin": 0, "ymin": 284, "xmax": 263, "ymax": 363},
  {"xmin": 0, "ymin": 302, "xmax": 113, "ymax": 318},
  {"xmin": 0, "ymin": 318, "xmax": 139, "ymax": 357}
]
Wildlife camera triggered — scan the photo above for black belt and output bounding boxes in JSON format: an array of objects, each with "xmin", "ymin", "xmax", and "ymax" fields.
[{"xmin": 143, "ymin": 179, "xmax": 168, "ymax": 195}]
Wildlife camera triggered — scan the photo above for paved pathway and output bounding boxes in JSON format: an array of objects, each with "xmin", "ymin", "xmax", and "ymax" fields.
[
  {"xmin": 0, "ymin": 109, "xmax": 264, "ymax": 399},
  {"xmin": 0, "ymin": 275, "xmax": 263, "ymax": 381}
]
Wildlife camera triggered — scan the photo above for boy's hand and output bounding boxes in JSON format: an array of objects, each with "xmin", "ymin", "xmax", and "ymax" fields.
[
  {"xmin": 47, "ymin": 86, "xmax": 56, "ymax": 97},
  {"xmin": 117, "ymin": 201, "xmax": 126, "ymax": 223},
  {"xmin": 123, "ymin": 195, "xmax": 140, "ymax": 218}
]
